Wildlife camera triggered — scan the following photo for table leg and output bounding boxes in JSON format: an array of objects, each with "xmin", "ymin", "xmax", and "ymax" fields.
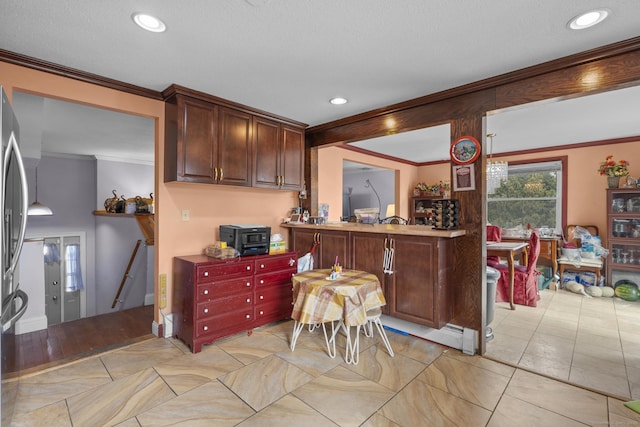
[
  {"xmin": 344, "ymin": 325, "xmax": 361, "ymax": 365},
  {"xmin": 290, "ymin": 320, "xmax": 305, "ymax": 351},
  {"xmin": 508, "ymin": 252, "xmax": 516, "ymax": 310}
]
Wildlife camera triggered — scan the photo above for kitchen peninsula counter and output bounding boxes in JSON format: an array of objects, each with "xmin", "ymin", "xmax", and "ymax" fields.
[
  {"xmin": 281, "ymin": 222, "xmax": 465, "ymax": 238},
  {"xmin": 283, "ymin": 222, "xmax": 465, "ymax": 329}
]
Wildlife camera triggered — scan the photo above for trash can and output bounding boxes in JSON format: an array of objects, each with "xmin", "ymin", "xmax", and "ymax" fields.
[{"xmin": 486, "ymin": 266, "xmax": 500, "ymax": 341}]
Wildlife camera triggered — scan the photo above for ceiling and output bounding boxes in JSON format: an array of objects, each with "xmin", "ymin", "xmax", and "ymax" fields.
[{"xmin": 2, "ymin": 1, "xmax": 640, "ymax": 164}]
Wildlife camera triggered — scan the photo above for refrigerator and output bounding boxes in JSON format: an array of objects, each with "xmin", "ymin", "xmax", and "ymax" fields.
[{"xmin": 0, "ymin": 86, "xmax": 29, "ymax": 426}]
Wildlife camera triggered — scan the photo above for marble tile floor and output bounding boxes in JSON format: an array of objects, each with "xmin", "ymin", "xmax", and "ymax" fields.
[
  {"xmin": 5, "ymin": 318, "xmax": 640, "ymax": 426},
  {"xmin": 486, "ymin": 287, "xmax": 640, "ymax": 401}
]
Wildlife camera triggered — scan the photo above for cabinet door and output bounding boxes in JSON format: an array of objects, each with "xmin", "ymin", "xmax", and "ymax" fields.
[
  {"xmin": 291, "ymin": 229, "xmax": 319, "ymax": 269},
  {"xmin": 177, "ymin": 97, "xmax": 217, "ymax": 183},
  {"xmin": 217, "ymin": 107, "xmax": 252, "ymax": 186},
  {"xmin": 319, "ymin": 230, "xmax": 350, "ymax": 270},
  {"xmin": 350, "ymin": 232, "xmax": 388, "ymax": 314},
  {"xmin": 389, "ymin": 235, "xmax": 451, "ymax": 328},
  {"xmin": 253, "ymin": 117, "xmax": 280, "ymax": 188},
  {"xmin": 280, "ymin": 125, "xmax": 304, "ymax": 191}
]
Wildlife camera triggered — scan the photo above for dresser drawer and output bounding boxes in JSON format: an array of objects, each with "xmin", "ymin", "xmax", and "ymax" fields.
[
  {"xmin": 196, "ymin": 277, "xmax": 253, "ymax": 301},
  {"xmin": 256, "ymin": 282, "xmax": 293, "ymax": 305},
  {"xmin": 255, "ymin": 269, "xmax": 296, "ymax": 288},
  {"xmin": 254, "ymin": 253, "xmax": 297, "ymax": 273},
  {"xmin": 196, "ymin": 292, "xmax": 254, "ymax": 318},
  {"xmin": 195, "ymin": 310, "xmax": 254, "ymax": 338},
  {"xmin": 255, "ymin": 298, "xmax": 292, "ymax": 322},
  {"xmin": 196, "ymin": 260, "xmax": 253, "ymax": 283}
]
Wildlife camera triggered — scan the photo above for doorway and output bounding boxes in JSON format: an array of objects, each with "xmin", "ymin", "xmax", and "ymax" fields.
[{"xmin": 43, "ymin": 234, "xmax": 86, "ymax": 325}]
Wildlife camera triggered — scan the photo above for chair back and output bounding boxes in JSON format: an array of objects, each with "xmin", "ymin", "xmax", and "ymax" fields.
[
  {"xmin": 487, "ymin": 225, "xmax": 502, "ymax": 242},
  {"xmin": 526, "ymin": 231, "xmax": 541, "ymax": 273},
  {"xmin": 565, "ymin": 225, "xmax": 599, "ymax": 248}
]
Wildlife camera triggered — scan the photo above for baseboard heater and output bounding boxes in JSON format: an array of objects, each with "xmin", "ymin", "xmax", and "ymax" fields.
[{"xmin": 381, "ymin": 315, "xmax": 478, "ymax": 355}]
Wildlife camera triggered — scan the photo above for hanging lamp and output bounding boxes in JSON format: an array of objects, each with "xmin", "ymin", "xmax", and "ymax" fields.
[
  {"xmin": 486, "ymin": 133, "xmax": 508, "ymax": 194},
  {"xmin": 27, "ymin": 168, "xmax": 53, "ymax": 216}
]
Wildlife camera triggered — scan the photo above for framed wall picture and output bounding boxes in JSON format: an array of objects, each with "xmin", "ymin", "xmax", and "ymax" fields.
[
  {"xmin": 450, "ymin": 136, "xmax": 481, "ymax": 165},
  {"xmin": 453, "ymin": 164, "xmax": 476, "ymax": 191}
]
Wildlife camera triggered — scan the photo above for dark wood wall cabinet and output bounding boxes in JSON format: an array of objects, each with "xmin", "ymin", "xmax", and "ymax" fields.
[
  {"xmin": 289, "ymin": 224, "xmax": 460, "ymax": 329},
  {"xmin": 172, "ymin": 251, "xmax": 298, "ymax": 353},
  {"xmin": 163, "ymin": 85, "xmax": 305, "ymax": 190}
]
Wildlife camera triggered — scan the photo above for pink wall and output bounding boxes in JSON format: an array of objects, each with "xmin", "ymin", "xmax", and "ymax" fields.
[
  {"xmin": 1, "ymin": 62, "xmax": 298, "ymax": 326},
  {"xmin": 317, "ymin": 147, "xmax": 419, "ymax": 220},
  {"xmin": 493, "ymin": 140, "xmax": 640, "ymax": 242}
]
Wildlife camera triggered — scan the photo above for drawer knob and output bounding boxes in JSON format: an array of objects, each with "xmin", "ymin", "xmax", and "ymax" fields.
[
  {"xmin": 246, "ymin": 266, "xmax": 251, "ymax": 270},
  {"xmin": 246, "ymin": 282, "xmax": 251, "ymax": 287},
  {"xmin": 203, "ymin": 326, "xmax": 208, "ymax": 331},
  {"xmin": 246, "ymin": 298, "xmax": 251, "ymax": 303},
  {"xmin": 260, "ymin": 295, "xmax": 264, "ymax": 300},
  {"xmin": 245, "ymin": 314, "xmax": 250, "ymax": 319},
  {"xmin": 203, "ymin": 308, "xmax": 209, "ymax": 314},
  {"xmin": 203, "ymin": 289, "xmax": 209, "ymax": 295},
  {"xmin": 259, "ymin": 310, "xmax": 264, "ymax": 315},
  {"xmin": 260, "ymin": 264, "xmax": 265, "ymax": 268},
  {"xmin": 260, "ymin": 279, "xmax": 264, "ymax": 284},
  {"xmin": 204, "ymin": 272, "xmax": 209, "ymax": 277}
]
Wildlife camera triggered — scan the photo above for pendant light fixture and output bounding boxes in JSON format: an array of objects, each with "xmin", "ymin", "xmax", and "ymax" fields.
[
  {"xmin": 28, "ymin": 168, "xmax": 53, "ymax": 216},
  {"xmin": 486, "ymin": 133, "xmax": 508, "ymax": 195}
]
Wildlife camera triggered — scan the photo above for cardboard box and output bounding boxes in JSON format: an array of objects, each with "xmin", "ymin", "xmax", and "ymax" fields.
[{"xmin": 269, "ymin": 241, "xmax": 286, "ymax": 254}]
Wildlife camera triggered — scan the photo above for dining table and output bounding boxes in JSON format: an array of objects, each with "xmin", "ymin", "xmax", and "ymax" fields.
[
  {"xmin": 289, "ymin": 268, "xmax": 386, "ymax": 364},
  {"xmin": 487, "ymin": 241, "xmax": 529, "ymax": 310}
]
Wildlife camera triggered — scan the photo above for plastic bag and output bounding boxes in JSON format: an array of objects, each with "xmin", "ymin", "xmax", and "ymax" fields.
[{"xmin": 298, "ymin": 252, "xmax": 314, "ymax": 273}]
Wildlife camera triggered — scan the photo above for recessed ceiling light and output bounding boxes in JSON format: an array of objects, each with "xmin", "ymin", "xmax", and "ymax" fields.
[
  {"xmin": 330, "ymin": 97, "xmax": 348, "ymax": 105},
  {"xmin": 132, "ymin": 13, "xmax": 167, "ymax": 33},
  {"xmin": 568, "ymin": 9, "xmax": 610, "ymax": 30}
]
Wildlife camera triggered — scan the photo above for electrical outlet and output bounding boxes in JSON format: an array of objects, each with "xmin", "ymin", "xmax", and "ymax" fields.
[
  {"xmin": 181, "ymin": 209, "xmax": 190, "ymax": 221},
  {"xmin": 159, "ymin": 273, "xmax": 167, "ymax": 309}
]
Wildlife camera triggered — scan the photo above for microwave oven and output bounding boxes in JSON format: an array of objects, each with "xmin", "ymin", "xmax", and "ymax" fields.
[{"xmin": 219, "ymin": 224, "xmax": 271, "ymax": 256}]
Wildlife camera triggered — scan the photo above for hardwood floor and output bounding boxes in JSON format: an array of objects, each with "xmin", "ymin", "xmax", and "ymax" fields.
[{"xmin": 3, "ymin": 305, "xmax": 155, "ymax": 378}]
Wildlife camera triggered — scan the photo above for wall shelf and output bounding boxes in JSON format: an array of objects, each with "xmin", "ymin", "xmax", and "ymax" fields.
[{"xmin": 92, "ymin": 210, "xmax": 155, "ymax": 246}]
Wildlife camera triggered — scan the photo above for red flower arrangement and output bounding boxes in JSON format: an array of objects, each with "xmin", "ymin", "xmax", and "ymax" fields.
[{"xmin": 598, "ymin": 155, "xmax": 629, "ymax": 177}]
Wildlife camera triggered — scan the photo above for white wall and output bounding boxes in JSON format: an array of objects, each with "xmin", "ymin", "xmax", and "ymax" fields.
[{"xmin": 25, "ymin": 155, "xmax": 154, "ymax": 318}]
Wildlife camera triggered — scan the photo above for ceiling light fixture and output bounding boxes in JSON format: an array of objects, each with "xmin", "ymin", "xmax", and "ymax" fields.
[
  {"xmin": 330, "ymin": 97, "xmax": 348, "ymax": 105},
  {"xmin": 568, "ymin": 9, "xmax": 610, "ymax": 30},
  {"xmin": 132, "ymin": 13, "xmax": 167, "ymax": 33},
  {"xmin": 486, "ymin": 133, "xmax": 508, "ymax": 195},
  {"xmin": 28, "ymin": 168, "xmax": 53, "ymax": 216}
]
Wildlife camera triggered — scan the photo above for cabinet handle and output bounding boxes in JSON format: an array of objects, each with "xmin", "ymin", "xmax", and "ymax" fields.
[
  {"xmin": 246, "ymin": 298, "xmax": 251, "ymax": 303},
  {"xmin": 219, "ymin": 168, "xmax": 224, "ymax": 181},
  {"xmin": 213, "ymin": 168, "xmax": 218, "ymax": 181},
  {"xmin": 245, "ymin": 314, "xmax": 250, "ymax": 319},
  {"xmin": 203, "ymin": 308, "xmax": 209, "ymax": 314},
  {"xmin": 204, "ymin": 271, "xmax": 209, "ymax": 277},
  {"xmin": 203, "ymin": 289, "xmax": 209, "ymax": 295},
  {"xmin": 203, "ymin": 326, "xmax": 208, "ymax": 331}
]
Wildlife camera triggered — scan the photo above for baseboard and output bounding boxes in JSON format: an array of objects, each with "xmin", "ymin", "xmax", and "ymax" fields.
[
  {"xmin": 152, "ymin": 320, "xmax": 163, "ymax": 338},
  {"xmin": 144, "ymin": 293, "xmax": 154, "ymax": 306},
  {"xmin": 380, "ymin": 315, "xmax": 478, "ymax": 355},
  {"xmin": 15, "ymin": 315, "xmax": 48, "ymax": 335}
]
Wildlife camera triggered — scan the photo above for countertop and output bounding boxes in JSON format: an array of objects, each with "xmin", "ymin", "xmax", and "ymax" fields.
[{"xmin": 281, "ymin": 222, "xmax": 466, "ymax": 238}]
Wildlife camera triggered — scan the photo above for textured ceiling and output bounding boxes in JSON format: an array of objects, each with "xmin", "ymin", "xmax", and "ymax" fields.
[{"xmin": 2, "ymin": 0, "xmax": 640, "ymax": 163}]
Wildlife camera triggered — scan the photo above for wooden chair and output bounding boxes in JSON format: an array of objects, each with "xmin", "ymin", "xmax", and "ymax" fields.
[{"xmin": 558, "ymin": 225, "xmax": 603, "ymax": 284}]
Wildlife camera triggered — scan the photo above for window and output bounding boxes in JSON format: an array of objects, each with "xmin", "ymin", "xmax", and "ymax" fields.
[{"xmin": 487, "ymin": 160, "xmax": 563, "ymax": 231}]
